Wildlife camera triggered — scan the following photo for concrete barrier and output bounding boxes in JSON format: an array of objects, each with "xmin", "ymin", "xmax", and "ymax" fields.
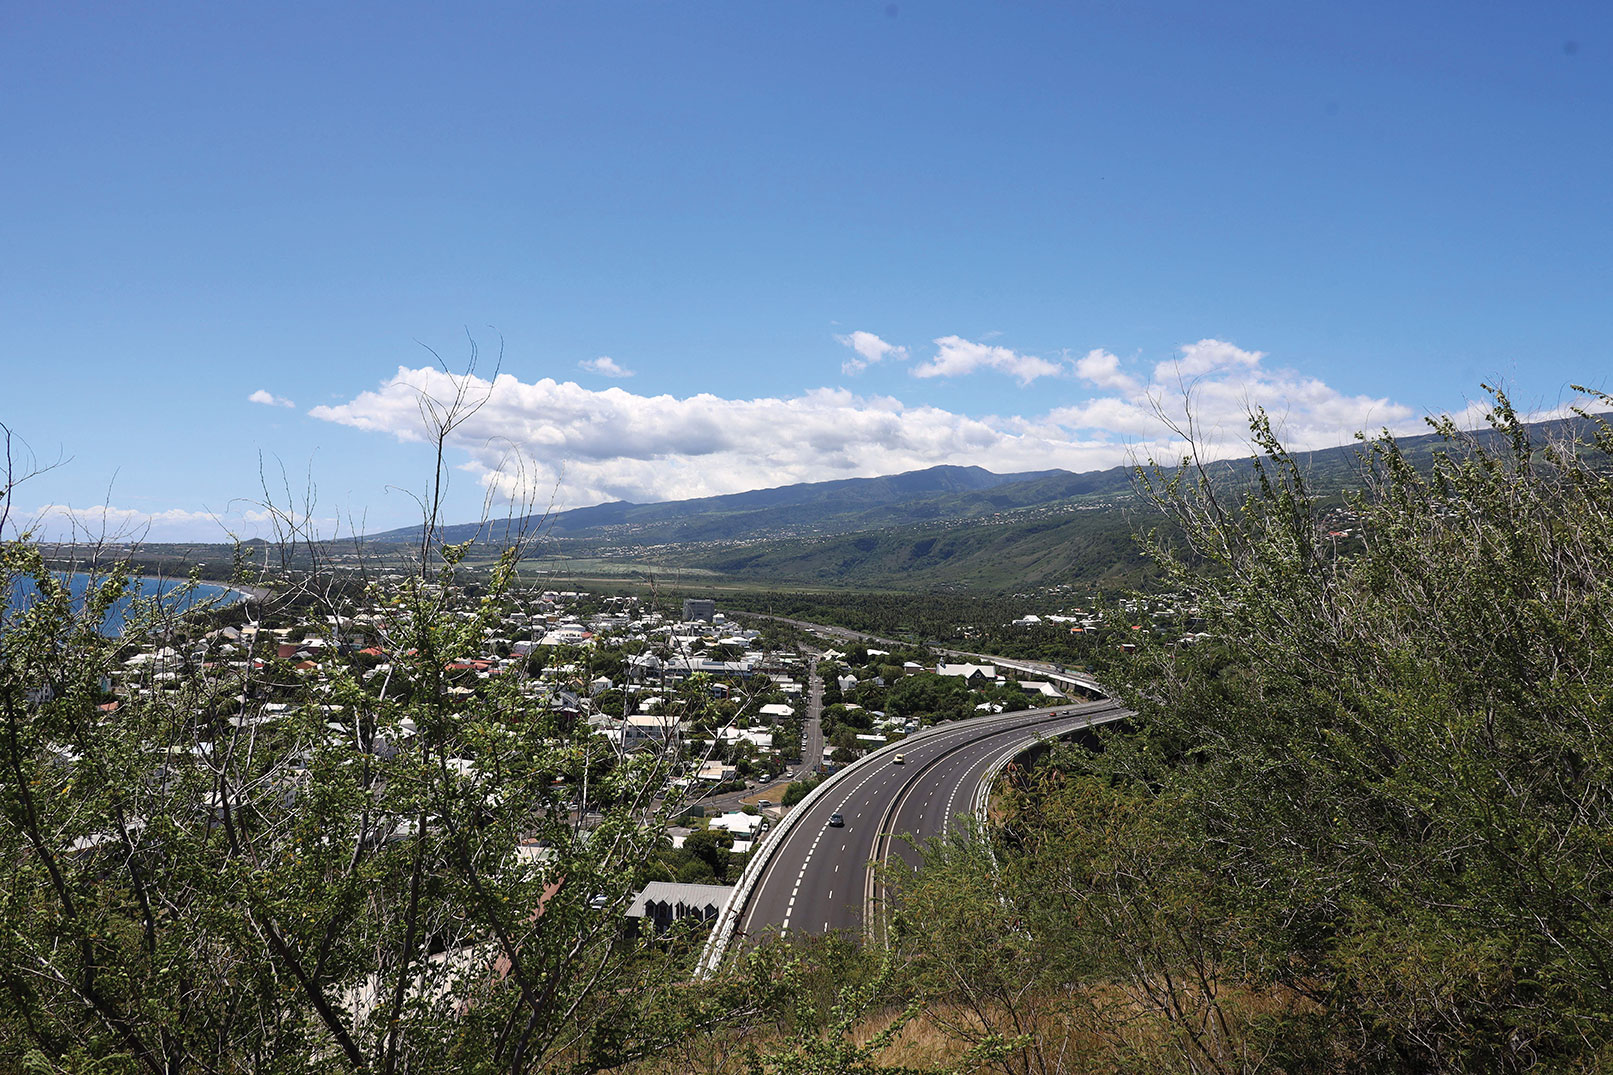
[{"xmin": 693, "ymin": 706, "xmax": 1080, "ymax": 977}]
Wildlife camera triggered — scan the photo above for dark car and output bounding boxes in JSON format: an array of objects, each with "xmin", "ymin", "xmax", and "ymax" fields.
[{"xmin": 828, "ymin": 812, "xmax": 845, "ymax": 827}]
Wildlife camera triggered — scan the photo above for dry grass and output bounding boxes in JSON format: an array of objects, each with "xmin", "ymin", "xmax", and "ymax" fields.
[
  {"xmin": 608, "ymin": 975, "xmax": 1320, "ymax": 1074},
  {"xmin": 738, "ymin": 781, "xmax": 794, "ymax": 808}
]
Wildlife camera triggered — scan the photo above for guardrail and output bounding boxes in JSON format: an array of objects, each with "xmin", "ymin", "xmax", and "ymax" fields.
[
  {"xmin": 862, "ymin": 706, "xmax": 1122, "ymax": 941},
  {"xmin": 970, "ymin": 706, "xmax": 1133, "ymax": 822},
  {"xmin": 971, "ymin": 740, "xmax": 1024, "ymax": 824},
  {"xmin": 696, "ymin": 701, "xmax": 1130, "ymax": 976},
  {"xmin": 693, "ymin": 706, "xmax": 1073, "ymax": 977}
]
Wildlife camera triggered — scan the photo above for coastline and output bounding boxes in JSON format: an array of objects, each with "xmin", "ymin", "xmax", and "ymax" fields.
[{"xmin": 7, "ymin": 573, "xmax": 267, "ymax": 637}]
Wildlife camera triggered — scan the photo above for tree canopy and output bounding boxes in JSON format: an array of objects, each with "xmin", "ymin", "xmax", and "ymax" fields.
[{"xmin": 917, "ymin": 389, "xmax": 1613, "ymax": 1072}]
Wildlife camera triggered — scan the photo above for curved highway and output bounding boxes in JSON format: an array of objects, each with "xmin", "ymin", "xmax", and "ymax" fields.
[
  {"xmin": 729, "ymin": 699, "xmax": 1127, "ymax": 947},
  {"xmin": 732, "ymin": 610, "xmax": 1106, "ymax": 697}
]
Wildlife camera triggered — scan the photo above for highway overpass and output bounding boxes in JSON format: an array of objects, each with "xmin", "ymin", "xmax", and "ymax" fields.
[{"xmin": 698, "ymin": 698, "xmax": 1129, "ymax": 974}]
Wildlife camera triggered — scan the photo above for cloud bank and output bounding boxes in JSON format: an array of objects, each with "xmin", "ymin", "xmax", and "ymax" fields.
[
  {"xmin": 308, "ymin": 339, "xmax": 1429, "ymax": 512},
  {"xmin": 25, "ymin": 503, "xmax": 294, "ymax": 544}
]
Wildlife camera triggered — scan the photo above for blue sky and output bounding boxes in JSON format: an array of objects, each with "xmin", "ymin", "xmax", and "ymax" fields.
[{"xmin": 3, "ymin": 2, "xmax": 1609, "ymax": 542}]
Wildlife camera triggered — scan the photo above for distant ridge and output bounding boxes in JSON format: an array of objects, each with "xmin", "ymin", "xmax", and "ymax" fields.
[
  {"xmin": 644, "ymin": 410, "xmax": 1613, "ymax": 591},
  {"xmin": 365, "ymin": 411, "xmax": 1613, "ymax": 592},
  {"xmin": 366, "ymin": 464, "xmax": 1102, "ymax": 546}
]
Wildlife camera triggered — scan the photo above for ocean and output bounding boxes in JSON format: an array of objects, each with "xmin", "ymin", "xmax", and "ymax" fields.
[{"xmin": 4, "ymin": 572, "xmax": 245, "ymax": 636}]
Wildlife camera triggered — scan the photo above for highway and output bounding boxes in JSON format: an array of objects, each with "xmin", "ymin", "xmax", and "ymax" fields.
[
  {"xmin": 732, "ymin": 610, "xmax": 1106, "ymax": 697},
  {"xmin": 727, "ymin": 699, "xmax": 1127, "ymax": 949},
  {"xmin": 800, "ymin": 653, "xmax": 825, "ymax": 779}
]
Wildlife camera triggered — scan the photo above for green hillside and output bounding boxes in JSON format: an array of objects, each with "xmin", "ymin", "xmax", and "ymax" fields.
[
  {"xmin": 370, "ymin": 464, "xmax": 1100, "ymax": 546},
  {"xmin": 530, "ymin": 414, "xmax": 1613, "ymax": 593},
  {"xmin": 658, "ymin": 507, "xmax": 1152, "ymax": 592},
  {"xmin": 88, "ymin": 412, "xmax": 1611, "ymax": 597}
]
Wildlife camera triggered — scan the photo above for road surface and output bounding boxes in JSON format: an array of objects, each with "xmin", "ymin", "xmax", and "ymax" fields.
[{"xmin": 730, "ymin": 699, "xmax": 1127, "ymax": 945}]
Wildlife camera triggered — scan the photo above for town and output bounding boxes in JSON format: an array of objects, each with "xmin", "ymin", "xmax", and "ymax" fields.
[{"xmin": 86, "ymin": 571, "xmax": 1152, "ymax": 942}]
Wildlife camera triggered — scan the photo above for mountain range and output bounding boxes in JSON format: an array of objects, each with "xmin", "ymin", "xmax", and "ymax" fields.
[
  {"xmin": 370, "ymin": 464, "xmax": 1137, "ymax": 548},
  {"xmin": 364, "ymin": 411, "xmax": 1611, "ymax": 593}
]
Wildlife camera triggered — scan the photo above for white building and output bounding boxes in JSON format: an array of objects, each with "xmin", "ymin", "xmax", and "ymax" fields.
[
  {"xmin": 709, "ymin": 811, "xmax": 764, "ymax": 837},
  {"xmin": 936, "ymin": 663, "xmax": 998, "ymax": 683},
  {"xmin": 696, "ymin": 760, "xmax": 737, "ymax": 782},
  {"xmin": 622, "ymin": 713, "xmax": 679, "ymax": 748}
]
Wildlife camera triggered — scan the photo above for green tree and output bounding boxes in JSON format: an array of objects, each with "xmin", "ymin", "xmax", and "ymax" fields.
[
  {"xmin": 0, "ymin": 382, "xmax": 764, "ymax": 1072},
  {"xmin": 888, "ymin": 391, "xmax": 1613, "ymax": 1074},
  {"xmin": 1085, "ymin": 390, "xmax": 1613, "ymax": 1071},
  {"xmin": 781, "ymin": 775, "xmax": 821, "ymax": 807},
  {"xmin": 684, "ymin": 828, "xmax": 735, "ymax": 884}
]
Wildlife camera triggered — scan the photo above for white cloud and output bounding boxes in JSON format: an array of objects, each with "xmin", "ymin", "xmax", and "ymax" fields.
[
  {"xmin": 309, "ymin": 368, "xmax": 1119, "ymax": 508},
  {"xmin": 1074, "ymin": 349, "xmax": 1140, "ymax": 392},
  {"xmin": 1154, "ymin": 338, "xmax": 1264, "ymax": 383},
  {"xmin": 834, "ymin": 331, "xmax": 909, "ymax": 375},
  {"xmin": 24, "ymin": 503, "xmax": 301, "ymax": 544},
  {"xmin": 579, "ymin": 356, "xmax": 634, "ymax": 379},
  {"xmin": 1049, "ymin": 341, "xmax": 1417, "ymax": 459},
  {"xmin": 249, "ymin": 389, "xmax": 295, "ymax": 408},
  {"xmin": 912, "ymin": 336, "xmax": 1064, "ymax": 385},
  {"xmin": 307, "ymin": 341, "xmax": 1443, "ymax": 513}
]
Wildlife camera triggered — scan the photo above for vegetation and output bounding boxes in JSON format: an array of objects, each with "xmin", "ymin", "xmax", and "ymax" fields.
[
  {"xmin": 0, "ymin": 383, "xmax": 799, "ymax": 1074},
  {"xmin": 780, "ymin": 774, "xmax": 823, "ymax": 808},
  {"xmin": 722, "ymin": 590, "xmax": 1122, "ymax": 671},
  {"xmin": 378, "ymin": 464, "xmax": 1133, "ymax": 548},
  {"xmin": 870, "ymin": 390, "xmax": 1613, "ymax": 1072},
  {"xmin": 667, "ymin": 509, "xmax": 1153, "ymax": 592},
  {"xmin": 630, "ymin": 391, "xmax": 1613, "ymax": 1074},
  {"xmin": 10, "ymin": 388, "xmax": 1613, "ymax": 1072}
]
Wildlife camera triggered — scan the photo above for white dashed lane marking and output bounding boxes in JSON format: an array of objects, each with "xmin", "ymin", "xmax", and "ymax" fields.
[
  {"xmin": 770, "ymin": 710, "xmax": 1092, "ymax": 934},
  {"xmin": 780, "ymin": 760, "xmax": 892, "ymax": 931}
]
